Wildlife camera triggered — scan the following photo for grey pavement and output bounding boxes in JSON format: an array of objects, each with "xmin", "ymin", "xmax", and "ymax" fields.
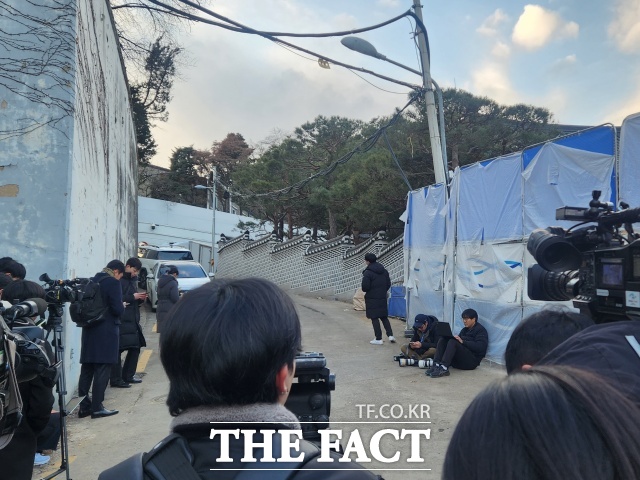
[{"xmin": 33, "ymin": 294, "xmax": 505, "ymax": 480}]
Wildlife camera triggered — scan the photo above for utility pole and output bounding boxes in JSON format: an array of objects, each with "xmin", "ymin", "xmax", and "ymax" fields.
[{"xmin": 412, "ymin": 0, "xmax": 447, "ymax": 185}]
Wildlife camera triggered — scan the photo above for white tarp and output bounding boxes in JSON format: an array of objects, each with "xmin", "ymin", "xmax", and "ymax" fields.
[
  {"xmin": 523, "ymin": 143, "xmax": 614, "ymax": 234},
  {"xmin": 619, "ymin": 112, "xmax": 640, "ymax": 208},
  {"xmin": 457, "ymin": 153, "xmax": 522, "ymax": 242}
]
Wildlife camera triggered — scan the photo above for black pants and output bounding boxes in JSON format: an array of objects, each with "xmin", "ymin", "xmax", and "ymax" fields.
[
  {"xmin": 434, "ymin": 338, "xmax": 479, "ymax": 370},
  {"xmin": 371, "ymin": 316, "xmax": 393, "ymax": 340},
  {"xmin": 78, "ymin": 363, "xmax": 111, "ymax": 412},
  {"xmin": 110, "ymin": 348, "xmax": 140, "ymax": 383},
  {"xmin": 37, "ymin": 412, "xmax": 61, "ymax": 452}
]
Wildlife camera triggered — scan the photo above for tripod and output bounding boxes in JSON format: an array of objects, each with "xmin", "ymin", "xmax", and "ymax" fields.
[{"xmin": 40, "ymin": 303, "xmax": 72, "ymax": 480}]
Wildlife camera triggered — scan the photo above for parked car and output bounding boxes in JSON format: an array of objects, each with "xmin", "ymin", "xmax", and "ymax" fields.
[
  {"xmin": 145, "ymin": 260, "xmax": 211, "ymax": 311},
  {"xmin": 138, "ymin": 244, "xmax": 194, "ymax": 289}
]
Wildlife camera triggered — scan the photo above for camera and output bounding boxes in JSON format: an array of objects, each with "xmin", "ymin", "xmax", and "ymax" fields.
[
  {"xmin": 398, "ymin": 358, "xmax": 416, "ymax": 367},
  {"xmin": 418, "ymin": 359, "xmax": 434, "ymax": 369},
  {"xmin": 284, "ymin": 352, "xmax": 335, "ymax": 443},
  {"xmin": 527, "ymin": 190, "xmax": 640, "ymax": 323},
  {"xmin": 39, "ymin": 273, "xmax": 88, "ymax": 305}
]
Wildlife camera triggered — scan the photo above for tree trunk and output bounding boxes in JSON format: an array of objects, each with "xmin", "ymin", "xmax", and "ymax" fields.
[
  {"xmin": 287, "ymin": 209, "xmax": 293, "ymax": 239},
  {"xmin": 328, "ymin": 208, "xmax": 338, "ymax": 239},
  {"xmin": 451, "ymin": 143, "xmax": 459, "ymax": 170}
]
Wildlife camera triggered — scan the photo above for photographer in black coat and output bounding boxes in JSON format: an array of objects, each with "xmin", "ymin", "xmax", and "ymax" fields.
[
  {"xmin": 362, "ymin": 253, "xmax": 395, "ymax": 345},
  {"xmin": 0, "ymin": 280, "xmax": 55, "ymax": 480},
  {"xmin": 77, "ymin": 260, "xmax": 125, "ymax": 419},
  {"xmin": 110, "ymin": 258, "xmax": 147, "ymax": 388}
]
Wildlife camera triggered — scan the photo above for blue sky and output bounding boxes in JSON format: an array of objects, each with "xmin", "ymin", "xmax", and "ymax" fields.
[{"xmin": 150, "ymin": 0, "xmax": 640, "ymax": 167}]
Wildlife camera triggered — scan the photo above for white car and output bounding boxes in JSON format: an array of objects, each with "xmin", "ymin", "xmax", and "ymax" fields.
[{"xmin": 145, "ymin": 260, "xmax": 211, "ymax": 311}]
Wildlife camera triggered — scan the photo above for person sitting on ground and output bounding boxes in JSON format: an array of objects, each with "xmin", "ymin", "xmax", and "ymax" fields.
[
  {"xmin": 400, "ymin": 314, "xmax": 438, "ymax": 360},
  {"xmin": 155, "ymin": 265, "xmax": 179, "ymax": 334},
  {"xmin": 99, "ymin": 278, "xmax": 381, "ymax": 479},
  {"xmin": 427, "ymin": 308, "xmax": 488, "ymax": 378},
  {"xmin": 504, "ymin": 307, "xmax": 594, "ymax": 373},
  {"xmin": 442, "ymin": 365, "xmax": 640, "ymax": 480}
]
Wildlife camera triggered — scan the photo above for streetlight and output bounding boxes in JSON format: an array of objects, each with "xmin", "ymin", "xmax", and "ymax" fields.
[
  {"xmin": 194, "ymin": 166, "xmax": 217, "ymax": 275},
  {"xmin": 341, "ymin": 14, "xmax": 448, "ymax": 186}
]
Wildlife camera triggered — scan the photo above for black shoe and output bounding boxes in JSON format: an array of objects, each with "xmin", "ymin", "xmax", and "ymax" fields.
[
  {"xmin": 125, "ymin": 376, "xmax": 142, "ymax": 384},
  {"xmin": 91, "ymin": 408, "xmax": 119, "ymax": 419},
  {"xmin": 429, "ymin": 365, "xmax": 450, "ymax": 378},
  {"xmin": 110, "ymin": 381, "xmax": 131, "ymax": 388},
  {"xmin": 78, "ymin": 408, "xmax": 91, "ymax": 418}
]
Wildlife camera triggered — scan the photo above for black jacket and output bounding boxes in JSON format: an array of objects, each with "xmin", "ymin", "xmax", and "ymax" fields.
[
  {"xmin": 119, "ymin": 273, "xmax": 145, "ymax": 350},
  {"xmin": 410, "ymin": 320, "xmax": 439, "ymax": 355},
  {"xmin": 80, "ymin": 271, "xmax": 124, "ymax": 364},
  {"xmin": 361, "ymin": 261, "xmax": 391, "ymax": 319},
  {"xmin": 156, "ymin": 274, "xmax": 179, "ymax": 333},
  {"xmin": 458, "ymin": 322, "xmax": 489, "ymax": 364}
]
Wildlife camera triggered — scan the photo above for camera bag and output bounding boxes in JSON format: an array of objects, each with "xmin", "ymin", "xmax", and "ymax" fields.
[{"xmin": 69, "ymin": 277, "xmax": 108, "ymax": 328}]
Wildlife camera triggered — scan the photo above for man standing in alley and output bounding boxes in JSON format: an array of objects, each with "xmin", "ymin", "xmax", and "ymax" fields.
[
  {"xmin": 77, "ymin": 260, "xmax": 125, "ymax": 419},
  {"xmin": 362, "ymin": 253, "xmax": 395, "ymax": 345}
]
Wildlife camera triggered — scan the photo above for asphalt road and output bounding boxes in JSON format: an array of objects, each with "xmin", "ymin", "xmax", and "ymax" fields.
[{"xmin": 32, "ymin": 293, "xmax": 505, "ymax": 480}]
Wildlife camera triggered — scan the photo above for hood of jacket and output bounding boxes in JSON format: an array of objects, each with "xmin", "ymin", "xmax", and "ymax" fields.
[
  {"xmin": 365, "ymin": 261, "xmax": 386, "ymax": 275},
  {"xmin": 158, "ymin": 274, "xmax": 177, "ymax": 289}
]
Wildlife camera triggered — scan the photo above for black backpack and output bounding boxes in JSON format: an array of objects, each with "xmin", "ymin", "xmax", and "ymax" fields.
[{"xmin": 69, "ymin": 277, "xmax": 108, "ymax": 327}]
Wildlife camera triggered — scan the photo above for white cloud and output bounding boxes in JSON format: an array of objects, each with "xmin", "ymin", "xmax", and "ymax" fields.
[
  {"xmin": 377, "ymin": 0, "xmax": 401, "ymax": 7},
  {"xmin": 477, "ymin": 8, "xmax": 509, "ymax": 37},
  {"xmin": 491, "ymin": 41, "xmax": 511, "ymax": 58},
  {"xmin": 604, "ymin": 78, "xmax": 640, "ymax": 124},
  {"xmin": 512, "ymin": 5, "xmax": 579, "ymax": 51},
  {"xmin": 548, "ymin": 54, "xmax": 578, "ymax": 75},
  {"xmin": 608, "ymin": 0, "xmax": 640, "ymax": 53},
  {"xmin": 471, "ymin": 63, "xmax": 519, "ymax": 104}
]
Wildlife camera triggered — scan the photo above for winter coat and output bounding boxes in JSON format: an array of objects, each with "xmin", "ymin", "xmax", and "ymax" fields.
[
  {"xmin": 156, "ymin": 274, "xmax": 179, "ymax": 333},
  {"xmin": 118, "ymin": 272, "xmax": 145, "ymax": 351},
  {"xmin": 458, "ymin": 322, "xmax": 489, "ymax": 364},
  {"xmin": 410, "ymin": 317, "xmax": 439, "ymax": 355},
  {"xmin": 361, "ymin": 261, "xmax": 391, "ymax": 319},
  {"xmin": 99, "ymin": 404, "xmax": 381, "ymax": 480},
  {"xmin": 80, "ymin": 271, "xmax": 124, "ymax": 364}
]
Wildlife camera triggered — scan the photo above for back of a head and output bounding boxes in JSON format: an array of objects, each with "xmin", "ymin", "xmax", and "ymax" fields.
[
  {"xmin": 443, "ymin": 365, "xmax": 640, "ymax": 480},
  {"xmin": 2, "ymin": 280, "xmax": 46, "ymax": 303},
  {"xmin": 504, "ymin": 308, "xmax": 594, "ymax": 373},
  {"xmin": 106, "ymin": 259, "xmax": 125, "ymax": 273},
  {"xmin": 161, "ymin": 278, "xmax": 302, "ymax": 416},
  {"xmin": 2, "ymin": 260, "xmax": 26, "ymax": 280},
  {"xmin": 364, "ymin": 253, "xmax": 377, "ymax": 263}
]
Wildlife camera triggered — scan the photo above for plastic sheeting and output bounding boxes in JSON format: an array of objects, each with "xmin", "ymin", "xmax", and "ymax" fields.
[
  {"xmin": 619, "ymin": 113, "xmax": 640, "ymax": 208},
  {"xmin": 523, "ymin": 142, "xmax": 614, "ymax": 234},
  {"xmin": 403, "ymin": 123, "xmax": 621, "ymax": 364}
]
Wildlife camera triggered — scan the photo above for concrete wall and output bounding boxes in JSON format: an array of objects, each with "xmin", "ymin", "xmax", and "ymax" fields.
[
  {"xmin": 0, "ymin": 0, "xmax": 137, "ymax": 398},
  {"xmin": 138, "ymin": 196, "xmax": 269, "ymax": 266}
]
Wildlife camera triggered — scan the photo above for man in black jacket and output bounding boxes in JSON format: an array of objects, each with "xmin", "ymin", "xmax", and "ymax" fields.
[
  {"xmin": 362, "ymin": 253, "xmax": 395, "ymax": 345},
  {"xmin": 428, "ymin": 308, "xmax": 488, "ymax": 378},
  {"xmin": 77, "ymin": 260, "xmax": 125, "ymax": 419},
  {"xmin": 401, "ymin": 314, "xmax": 439, "ymax": 360},
  {"xmin": 110, "ymin": 257, "xmax": 147, "ymax": 388}
]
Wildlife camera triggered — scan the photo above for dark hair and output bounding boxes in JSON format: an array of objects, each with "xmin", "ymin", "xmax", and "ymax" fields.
[
  {"xmin": 125, "ymin": 257, "xmax": 142, "ymax": 270},
  {"xmin": 166, "ymin": 265, "xmax": 179, "ymax": 275},
  {"xmin": 443, "ymin": 366, "xmax": 640, "ymax": 480},
  {"xmin": 1, "ymin": 260, "xmax": 26, "ymax": 279},
  {"xmin": 505, "ymin": 308, "xmax": 594, "ymax": 373},
  {"xmin": 364, "ymin": 253, "xmax": 377, "ymax": 263},
  {"xmin": 106, "ymin": 259, "xmax": 125, "ymax": 273},
  {"xmin": 0, "ymin": 275, "xmax": 13, "ymax": 290},
  {"xmin": 0, "ymin": 257, "xmax": 15, "ymax": 271},
  {"xmin": 161, "ymin": 278, "xmax": 302, "ymax": 415},
  {"xmin": 461, "ymin": 308, "xmax": 477, "ymax": 320},
  {"xmin": 2, "ymin": 280, "xmax": 46, "ymax": 303}
]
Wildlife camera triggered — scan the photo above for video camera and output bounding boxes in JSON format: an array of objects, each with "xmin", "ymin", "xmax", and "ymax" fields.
[
  {"xmin": 284, "ymin": 352, "xmax": 336, "ymax": 444},
  {"xmin": 527, "ymin": 190, "xmax": 640, "ymax": 323},
  {"xmin": 39, "ymin": 272, "xmax": 88, "ymax": 305}
]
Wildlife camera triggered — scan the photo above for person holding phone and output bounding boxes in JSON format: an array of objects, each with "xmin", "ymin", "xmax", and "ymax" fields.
[
  {"xmin": 110, "ymin": 257, "xmax": 147, "ymax": 388},
  {"xmin": 400, "ymin": 314, "xmax": 439, "ymax": 360}
]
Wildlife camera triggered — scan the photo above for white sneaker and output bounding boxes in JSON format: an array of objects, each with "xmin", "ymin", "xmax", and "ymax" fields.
[
  {"xmin": 389, "ymin": 336, "xmax": 396, "ymax": 343},
  {"xmin": 34, "ymin": 453, "xmax": 50, "ymax": 466},
  {"xmin": 370, "ymin": 339, "xmax": 383, "ymax": 345}
]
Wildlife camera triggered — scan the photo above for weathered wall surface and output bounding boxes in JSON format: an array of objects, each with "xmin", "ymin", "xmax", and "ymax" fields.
[
  {"xmin": 0, "ymin": 0, "xmax": 137, "ymax": 397},
  {"xmin": 216, "ymin": 230, "xmax": 405, "ymax": 302}
]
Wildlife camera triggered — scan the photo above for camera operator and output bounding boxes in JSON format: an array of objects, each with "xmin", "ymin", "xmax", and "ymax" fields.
[
  {"xmin": 0, "ymin": 280, "xmax": 55, "ymax": 480},
  {"xmin": 100, "ymin": 278, "xmax": 381, "ymax": 479},
  {"xmin": 77, "ymin": 260, "xmax": 125, "ymax": 419}
]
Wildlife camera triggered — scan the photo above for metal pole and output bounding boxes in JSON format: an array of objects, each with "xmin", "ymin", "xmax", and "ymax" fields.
[
  {"xmin": 211, "ymin": 166, "xmax": 217, "ymax": 274},
  {"xmin": 412, "ymin": 0, "xmax": 447, "ymax": 185}
]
